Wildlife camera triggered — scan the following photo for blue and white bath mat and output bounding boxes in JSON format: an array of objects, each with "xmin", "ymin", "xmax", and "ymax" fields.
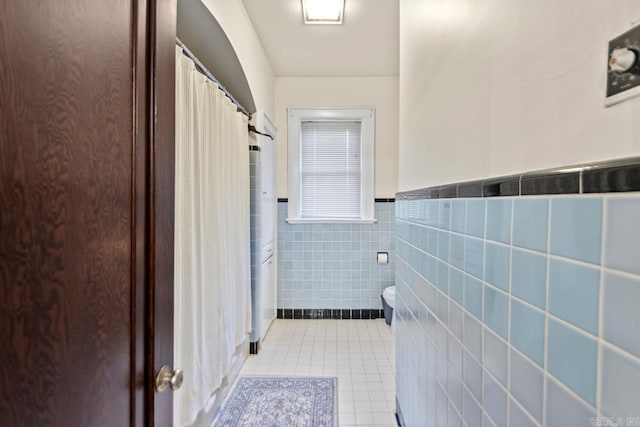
[{"xmin": 213, "ymin": 376, "xmax": 337, "ymax": 427}]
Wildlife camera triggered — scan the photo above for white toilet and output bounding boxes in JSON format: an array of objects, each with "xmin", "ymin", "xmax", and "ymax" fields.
[{"xmin": 382, "ymin": 286, "xmax": 396, "ymax": 332}]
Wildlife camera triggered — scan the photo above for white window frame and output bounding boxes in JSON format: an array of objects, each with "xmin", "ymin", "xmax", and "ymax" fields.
[{"xmin": 287, "ymin": 106, "xmax": 375, "ymax": 224}]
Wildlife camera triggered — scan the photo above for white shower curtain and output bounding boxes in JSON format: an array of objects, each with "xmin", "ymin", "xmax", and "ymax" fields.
[{"xmin": 174, "ymin": 46, "xmax": 251, "ymax": 427}]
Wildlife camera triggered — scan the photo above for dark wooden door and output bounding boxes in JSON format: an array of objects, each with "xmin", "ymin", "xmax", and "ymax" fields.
[
  {"xmin": 0, "ymin": 1, "xmax": 176, "ymax": 426},
  {"xmin": 148, "ymin": 0, "xmax": 177, "ymax": 426}
]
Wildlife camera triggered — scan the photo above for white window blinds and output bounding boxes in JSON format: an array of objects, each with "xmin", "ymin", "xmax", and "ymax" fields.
[{"xmin": 300, "ymin": 120, "xmax": 362, "ymax": 218}]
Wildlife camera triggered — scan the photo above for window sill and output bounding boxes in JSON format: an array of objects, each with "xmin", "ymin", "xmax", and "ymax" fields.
[{"xmin": 286, "ymin": 218, "xmax": 378, "ymax": 224}]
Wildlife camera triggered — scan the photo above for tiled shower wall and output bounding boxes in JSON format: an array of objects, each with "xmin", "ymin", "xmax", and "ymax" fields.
[
  {"xmin": 395, "ymin": 195, "xmax": 640, "ymax": 426},
  {"xmin": 249, "ymin": 149, "xmax": 260, "ymax": 342},
  {"xmin": 277, "ymin": 201, "xmax": 395, "ymax": 310}
]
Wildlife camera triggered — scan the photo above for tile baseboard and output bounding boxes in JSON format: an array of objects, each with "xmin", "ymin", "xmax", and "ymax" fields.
[
  {"xmin": 395, "ymin": 398, "xmax": 405, "ymax": 427},
  {"xmin": 278, "ymin": 197, "xmax": 396, "ymax": 203},
  {"xmin": 276, "ymin": 308, "xmax": 385, "ymax": 320}
]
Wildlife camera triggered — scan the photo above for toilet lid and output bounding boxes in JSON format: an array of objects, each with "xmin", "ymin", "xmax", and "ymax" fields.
[{"xmin": 383, "ymin": 286, "xmax": 396, "ymax": 307}]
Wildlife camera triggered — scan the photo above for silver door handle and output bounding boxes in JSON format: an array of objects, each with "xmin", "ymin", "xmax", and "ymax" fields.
[{"xmin": 155, "ymin": 365, "xmax": 184, "ymax": 392}]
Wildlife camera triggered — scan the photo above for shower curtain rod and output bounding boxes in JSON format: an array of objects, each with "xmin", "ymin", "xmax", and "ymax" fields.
[{"xmin": 176, "ymin": 37, "xmax": 251, "ymax": 118}]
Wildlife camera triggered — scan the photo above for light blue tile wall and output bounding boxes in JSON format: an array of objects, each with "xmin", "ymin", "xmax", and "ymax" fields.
[
  {"xmin": 547, "ymin": 319, "xmax": 598, "ymax": 406},
  {"xmin": 513, "ymin": 199, "xmax": 548, "ymax": 252},
  {"xmin": 277, "ymin": 201, "xmax": 395, "ymax": 309},
  {"xmin": 550, "ymin": 198, "xmax": 602, "ymax": 264},
  {"xmin": 511, "ymin": 299, "xmax": 545, "ymax": 367},
  {"xmin": 605, "ymin": 198, "xmax": 640, "ymax": 275},
  {"xmin": 395, "ymin": 195, "xmax": 640, "ymax": 426},
  {"xmin": 511, "ymin": 249, "xmax": 547, "ymax": 309}
]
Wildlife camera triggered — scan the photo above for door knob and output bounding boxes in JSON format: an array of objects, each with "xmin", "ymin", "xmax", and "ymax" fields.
[{"xmin": 155, "ymin": 365, "xmax": 184, "ymax": 392}]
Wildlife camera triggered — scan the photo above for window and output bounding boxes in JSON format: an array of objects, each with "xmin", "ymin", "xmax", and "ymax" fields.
[{"xmin": 287, "ymin": 107, "xmax": 375, "ymax": 223}]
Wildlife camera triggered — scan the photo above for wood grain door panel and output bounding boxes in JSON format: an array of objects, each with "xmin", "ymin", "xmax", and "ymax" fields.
[
  {"xmin": 147, "ymin": 0, "xmax": 176, "ymax": 425},
  {"xmin": 0, "ymin": 0, "xmax": 176, "ymax": 425}
]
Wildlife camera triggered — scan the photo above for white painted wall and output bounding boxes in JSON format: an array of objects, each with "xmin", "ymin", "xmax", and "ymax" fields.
[
  {"xmin": 399, "ymin": 0, "xmax": 640, "ymax": 191},
  {"xmin": 201, "ymin": 0, "xmax": 275, "ymax": 117},
  {"xmin": 275, "ymin": 77, "xmax": 399, "ymax": 198}
]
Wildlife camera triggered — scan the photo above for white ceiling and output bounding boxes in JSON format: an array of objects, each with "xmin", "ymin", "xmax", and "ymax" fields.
[{"xmin": 242, "ymin": 0, "xmax": 399, "ymax": 77}]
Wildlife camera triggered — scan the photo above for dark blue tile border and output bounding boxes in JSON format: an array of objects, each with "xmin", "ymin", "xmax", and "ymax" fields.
[
  {"xmin": 432, "ymin": 185, "xmax": 457, "ymax": 198},
  {"xmin": 457, "ymin": 180, "xmax": 484, "ymax": 198},
  {"xmin": 582, "ymin": 158, "xmax": 640, "ymax": 193},
  {"xmin": 482, "ymin": 175, "xmax": 520, "ymax": 197},
  {"xmin": 396, "ymin": 157, "xmax": 640, "ymax": 200},
  {"xmin": 276, "ymin": 308, "xmax": 384, "ymax": 320},
  {"xmin": 278, "ymin": 198, "xmax": 396, "ymax": 203},
  {"xmin": 520, "ymin": 171, "xmax": 579, "ymax": 195}
]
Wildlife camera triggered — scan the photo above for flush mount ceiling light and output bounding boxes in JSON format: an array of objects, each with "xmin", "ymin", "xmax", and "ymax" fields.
[{"xmin": 301, "ymin": 0, "xmax": 345, "ymax": 25}]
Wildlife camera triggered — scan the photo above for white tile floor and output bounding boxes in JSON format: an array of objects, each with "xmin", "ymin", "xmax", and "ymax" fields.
[{"xmin": 241, "ymin": 319, "xmax": 397, "ymax": 427}]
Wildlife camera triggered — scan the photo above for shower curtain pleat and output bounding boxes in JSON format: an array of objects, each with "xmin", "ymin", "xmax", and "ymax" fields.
[{"xmin": 174, "ymin": 46, "xmax": 251, "ymax": 427}]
